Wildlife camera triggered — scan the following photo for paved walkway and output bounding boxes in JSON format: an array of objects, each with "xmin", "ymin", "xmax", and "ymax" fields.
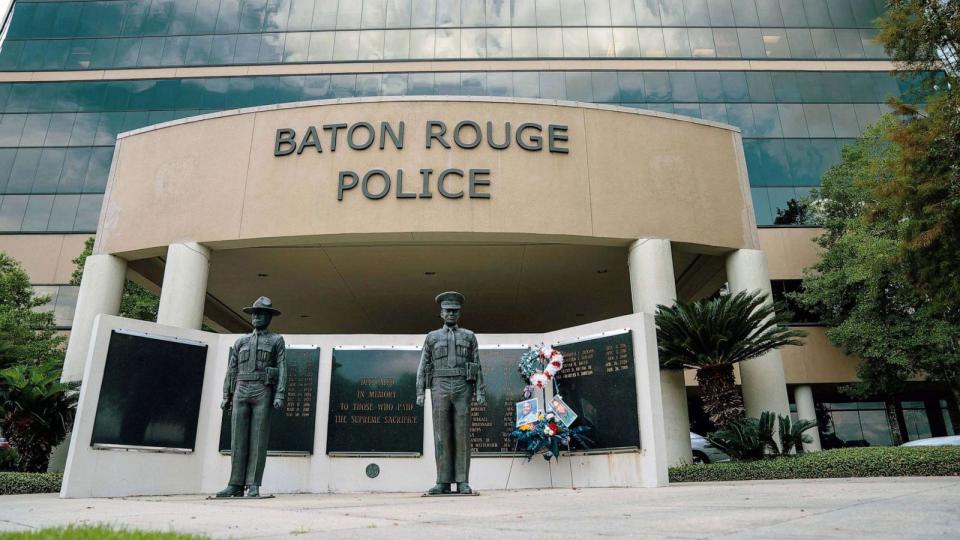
[{"xmin": 1, "ymin": 477, "xmax": 957, "ymax": 539}]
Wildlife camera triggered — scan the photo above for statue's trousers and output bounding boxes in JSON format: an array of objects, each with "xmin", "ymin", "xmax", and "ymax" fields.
[
  {"xmin": 431, "ymin": 377, "xmax": 473, "ymax": 483},
  {"xmin": 229, "ymin": 381, "xmax": 273, "ymax": 486}
]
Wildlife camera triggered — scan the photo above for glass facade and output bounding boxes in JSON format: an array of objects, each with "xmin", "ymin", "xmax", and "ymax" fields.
[
  {"xmin": 33, "ymin": 284, "xmax": 80, "ymax": 328},
  {"xmin": 0, "ymin": 0, "xmax": 889, "ymax": 69},
  {"xmin": 807, "ymin": 397, "xmax": 957, "ymax": 449},
  {"xmin": 0, "ymin": 69, "xmax": 921, "ymax": 232}
]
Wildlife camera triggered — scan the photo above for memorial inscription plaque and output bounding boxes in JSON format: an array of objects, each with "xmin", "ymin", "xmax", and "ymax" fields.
[
  {"xmin": 554, "ymin": 330, "xmax": 640, "ymax": 451},
  {"xmin": 218, "ymin": 346, "xmax": 320, "ymax": 455},
  {"xmin": 470, "ymin": 348, "xmax": 528, "ymax": 454},
  {"xmin": 92, "ymin": 330, "xmax": 208, "ymax": 451},
  {"xmin": 326, "ymin": 348, "xmax": 423, "ymax": 455}
]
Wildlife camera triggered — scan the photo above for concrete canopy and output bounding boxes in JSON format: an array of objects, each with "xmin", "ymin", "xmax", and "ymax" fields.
[{"xmin": 96, "ymin": 97, "xmax": 752, "ymax": 332}]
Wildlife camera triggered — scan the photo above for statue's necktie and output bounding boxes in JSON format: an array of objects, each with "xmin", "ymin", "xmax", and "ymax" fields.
[{"xmin": 447, "ymin": 327, "xmax": 456, "ymax": 369}]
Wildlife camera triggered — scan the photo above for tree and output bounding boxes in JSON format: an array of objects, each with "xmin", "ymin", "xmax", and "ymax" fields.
[
  {"xmin": 0, "ymin": 253, "xmax": 65, "ymax": 371},
  {"xmin": 773, "ymin": 199, "xmax": 811, "ymax": 226},
  {"xmin": 655, "ymin": 291, "xmax": 805, "ymax": 428},
  {"xmin": 0, "ymin": 252, "xmax": 75, "ymax": 471},
  {"xmin": 0, "ymin": 363, "xmax": 77, "ymax": 472},
  {"xmin": 794, "ymin": 117, "xmax": 960, "ymax": 443},
  {"xmin": 877, "ymin": 0, "xmax": 959, "ymax": 76},
  {"xmin": 71, "ymin": 238, "xmax": 159, "ymax": 322},
  {"xmin": 876, "ymin": 2, "xmax": 960, "ymax": 388}
]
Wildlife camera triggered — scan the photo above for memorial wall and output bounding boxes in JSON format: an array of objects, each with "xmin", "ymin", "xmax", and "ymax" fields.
[
  {"xmin": 65, "ymin": 313, "xmax": 665, "ymax": 497},
  {"xmin": 87, "ymin": 330, "xmax": 641, "ymax": 459}
]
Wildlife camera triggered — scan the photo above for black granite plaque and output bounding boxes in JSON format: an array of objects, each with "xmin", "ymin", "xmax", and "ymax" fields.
[
  {"xmin": 554, "ymin": 331, "xmax": 640, "ymax": 451},
  {"xmin": 470, "ymin": 348, "xmax": 528, "ymax": 454},
  {"xmin": 218, "ymin": 347, "xmax": 320, "ymax": 454},
  {"xmin": 91, "ymin": 330, "xmax": 207, "ymax": 451},
  {"xmin": 326, "ymin": 348, "xmax": 423, "ymax": 455}
]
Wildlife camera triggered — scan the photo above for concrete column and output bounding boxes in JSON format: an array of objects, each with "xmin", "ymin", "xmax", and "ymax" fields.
[
  {"xmin": 793, "ymin": 385, "xmax": 822, "ymax": 452},
  {"xmin": 628, "ymin": 239, "xmax": 693, "ymax": 466},
  {"xmin": 62, "ymin": 254, "xmax": 126, "ymax": 382},
  {"xmin": 724, "ymin": 249, "xmax": 791, "ymax": 419},
  {"xmin": 156, "ymin": 242, "xmax": 210, "ymax": 329}
]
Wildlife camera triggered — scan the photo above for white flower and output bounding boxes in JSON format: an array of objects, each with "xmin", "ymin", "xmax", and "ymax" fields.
[{"xmin": 544, "ymin": 427, "xmax": 555, "ymax": 436}]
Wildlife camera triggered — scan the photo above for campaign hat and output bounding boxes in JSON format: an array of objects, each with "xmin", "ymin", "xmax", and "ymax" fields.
[
  {"xmin": 435, "ymin": 291, "xmax": 465, "ymax": 309},
  {"xmin": 243, "ymin": 296, "xmax": 282, "ymax": 315}
]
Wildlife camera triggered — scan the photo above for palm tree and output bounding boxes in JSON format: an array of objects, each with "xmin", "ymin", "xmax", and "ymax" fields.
[{"xmin": 655, "ymin": 290, "xmax": 806, "ymax": 429}]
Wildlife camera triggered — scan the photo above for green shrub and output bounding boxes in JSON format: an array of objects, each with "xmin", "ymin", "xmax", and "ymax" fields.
[
  {"xmin": 670, "ymin": 446, "xmax": 960, "ymax": 482},
  {"xmin": 0, "ymin": 472, "xmax": 62, "ymax": 495},
  {"xmin": 0, "ymin": 447, "xmax": 17, "ymax": 471},
  {"xmin": 0, "ymin": 525, "xmax": 208, "ymax": 539},
  {"xmin": 706, "ymin": 412, "xmax": 818, "ymax": 459}
]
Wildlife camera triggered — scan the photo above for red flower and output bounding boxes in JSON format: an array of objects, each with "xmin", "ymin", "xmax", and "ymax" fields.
[
  {"xmin": 544, "ymin": 372, "xmax": 552, "ymax": 379},
  {"xmin": 548, "ymin": 422, "xmax": 559, "ymax": 433},
  {"xmin": 550, "ymin": 361, "xmax": 561, "ymax": 368}
]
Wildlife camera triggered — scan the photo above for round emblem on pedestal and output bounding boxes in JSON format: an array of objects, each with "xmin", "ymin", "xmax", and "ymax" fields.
[{"xmin": 365, "ymin": 463, "xmax": 380, "ymax": 478}]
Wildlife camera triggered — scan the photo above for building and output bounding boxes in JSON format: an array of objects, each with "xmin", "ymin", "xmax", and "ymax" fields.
[{"xmin": 0, "ymin": 0, "xmax": 954, "ymax": 471}]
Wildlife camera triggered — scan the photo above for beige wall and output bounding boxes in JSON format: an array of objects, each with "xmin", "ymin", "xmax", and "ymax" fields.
[
  {"xmin": 0, "ymin": 59, "xmax": 897, "ymax": 84},
  {"xmin": 781, "ymin": 326, "xmax": 861, "ymax": 384},
  {"xmin": 759, "ymin": 227, "xmax": 823, "ymax": 279},
  {"xmin": 0, "ymin": 234, "xmax": 89, "ymax": 284},
  {"xmin": 97, "ymin": 98, "xmax": 758, "ymax": 258}
]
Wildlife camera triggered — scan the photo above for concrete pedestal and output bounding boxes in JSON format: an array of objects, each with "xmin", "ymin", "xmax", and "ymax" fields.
[
  {"xmin": 628, "ymin": 239, "xmax": 693, "ymax": 466},
  {"xmin": 793, "ymin": 385, "xmax": 822, "ymax": 452},
  {"xmin": 157, "ymin": 243, "xmax": 210, "ymax": 329},
  {"xmin": 62, "ymin": 253, "xmax": 127, "ymax": 382},
  {"xmin": 724, "ymin": 249, "xmax": 790, "ymax": 419}
]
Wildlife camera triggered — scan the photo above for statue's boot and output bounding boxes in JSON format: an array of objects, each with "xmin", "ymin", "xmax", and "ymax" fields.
[
  {"xmin": 457, "ymin": 483, "xmax": 473, "ymax": 494},
  {"xmin": 246, "ymin": 484, "xmax": 260, "ymax": 497},
  {"xmin": 427, "ymin": 483, "xmax": 451, "ymax": 495},
  {"xmin": 215, "ymin": 484, "xmax": 244, "ymax": 498}
]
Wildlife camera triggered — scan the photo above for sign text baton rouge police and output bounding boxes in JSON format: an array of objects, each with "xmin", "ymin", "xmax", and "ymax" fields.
[{"xmin": 273, "ymin": 120, "xmax": 569, "ymax": 200}]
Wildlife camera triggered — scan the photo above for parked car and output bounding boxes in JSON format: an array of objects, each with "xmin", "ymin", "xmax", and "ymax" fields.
[
  {"xmin": 0, "ymin": 437, "xmax": 8, "ymax": 450},
  {"xmin": 901, "ymin": 435, "xmax": 960, "ymax": 447},
  {"xmin": 690, "ymin": 432, "xmax": 731, "ymax": 464}
]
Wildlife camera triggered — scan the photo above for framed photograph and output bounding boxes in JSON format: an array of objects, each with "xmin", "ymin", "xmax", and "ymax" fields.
[
  {"xmin": 515, "ymin": 398, "xmax": 540, "ymax": 427},
  {"xmin": 549, "ymin": 396, "xmax": 578, "ymax": 427}
]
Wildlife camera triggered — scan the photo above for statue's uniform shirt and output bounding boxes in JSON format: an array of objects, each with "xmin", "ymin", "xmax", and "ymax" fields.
[
  {"xmin": 223, "ymin": 330, "xmax": 287, "ymax": 487},
  {"xmin": 416, "ymin": 325, "xmax": 486, "ymax": 484}
]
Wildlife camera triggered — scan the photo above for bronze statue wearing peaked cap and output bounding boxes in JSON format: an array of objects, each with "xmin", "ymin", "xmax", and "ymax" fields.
[
  {"xmin": 216, "ymin": 296, "xmax": 287, "ymax": 498},
  {"xmin": 416, "ymin": 291, "xmax": 486, "ymax": 495}
]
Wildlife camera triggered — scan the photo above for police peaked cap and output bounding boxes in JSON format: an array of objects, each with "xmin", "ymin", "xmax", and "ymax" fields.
[
  {"xmin": 243, "ymin": 296, "xmax": 282, "ymax": 315},
  {"xmin": 435, "ymin": 291, "xmax": 465, "ymax": 309}
]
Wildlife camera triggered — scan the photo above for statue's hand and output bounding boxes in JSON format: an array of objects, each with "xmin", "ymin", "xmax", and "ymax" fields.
[
  {"xmin": 476, "ymin": 394, "xmax": 486, "ymax": 406},
  {"xmin": 220, "ymin": 396, "xmax": 231, "ymax": 410},
  {"xmin": 416, "ymin": 395, "xmax": 425, "ymax": 407},
  {"xmin": 273, "ymin": 398, "xmax": 285, "ymax": 410}
]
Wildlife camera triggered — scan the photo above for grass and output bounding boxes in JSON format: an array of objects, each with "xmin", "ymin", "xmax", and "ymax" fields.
[
  {"xmin": 0, "ymin": 472, "xmax": 62, "ymax": 495},
  {"xmin": 670, "ymin": 445, "xmax": 960, "ymax": 482},
  {"xmin": 0, "ymin": 525, "xmax": 208, "ymax": 539}
]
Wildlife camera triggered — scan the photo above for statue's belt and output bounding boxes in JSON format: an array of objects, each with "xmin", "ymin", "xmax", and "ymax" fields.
[
  {"xmin": 432, "ymin": 368, "xmax": 467, "ymax": 378},
  {"xmin": 237, "ymin": 372, "xmax": 267, "ymax": 381}
]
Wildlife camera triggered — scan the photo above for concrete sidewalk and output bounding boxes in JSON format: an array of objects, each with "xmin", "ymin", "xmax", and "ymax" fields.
[{"xmin": 1, "ymin": 477, "xmax": 957, "ymax": 539}]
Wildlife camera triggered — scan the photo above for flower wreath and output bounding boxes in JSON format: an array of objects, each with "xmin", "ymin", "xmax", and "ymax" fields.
[{"xmin": 517, "ymin": 345, "xmax": 564, "ymax": 390}]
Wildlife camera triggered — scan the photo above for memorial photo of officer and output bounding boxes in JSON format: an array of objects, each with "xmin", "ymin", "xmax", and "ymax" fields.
[
  {"xmin": 216, "ymin": 296, "xmax": 287, "ymax": 498},
  {"xmin": 416, "ymin": 291, "xmax": 486, "ymax": 495}
]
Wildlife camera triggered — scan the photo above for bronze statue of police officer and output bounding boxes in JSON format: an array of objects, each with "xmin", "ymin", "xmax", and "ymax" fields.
[
  {"xmin": 216, "ymin": 296, "xmax": 287, "ymax": 498},
  {"xmin": 416, "ymin": 292, "xmax": 486, "ymax": 495}
]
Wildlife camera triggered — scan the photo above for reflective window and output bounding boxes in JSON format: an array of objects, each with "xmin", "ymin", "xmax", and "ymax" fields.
[
  {"xmin": 0, "ymin": 69, "xmax": 921, "ymax": 232},
  {"xmin": 820, "ymin": 401, "xmax": 894, "ymax": 448}
]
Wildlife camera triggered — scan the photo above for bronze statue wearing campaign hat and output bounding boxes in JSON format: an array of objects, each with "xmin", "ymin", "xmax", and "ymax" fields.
[
  {"xmin": 216, "ymin": 296, "xmax": 287, "ymax": 498},
  {"xmin": 416, "ymin": 291, "xmax": 486, "ymax": 495}
]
